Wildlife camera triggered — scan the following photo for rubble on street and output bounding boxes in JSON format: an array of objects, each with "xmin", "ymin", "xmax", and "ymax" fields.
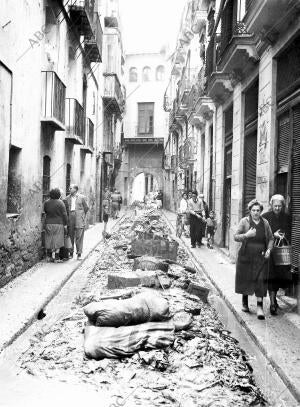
[{"xmin": 18, "ymin": 206, "xmax": 267, "ymax": 406}]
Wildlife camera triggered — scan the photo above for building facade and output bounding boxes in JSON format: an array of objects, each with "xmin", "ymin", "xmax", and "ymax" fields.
[
  {"xmin": 164, "ymin": 0, "xmax": 300, "ymax": 297},
  {"xmin": 116, "ymin": 52, "xmax": 169, "ymax": 205},
  {"xmin": 0, "ymin": 0, "xmax": 125, "ymax": 287}
]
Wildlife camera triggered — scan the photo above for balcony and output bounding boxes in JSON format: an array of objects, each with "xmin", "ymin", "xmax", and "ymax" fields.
[
  {"xmin": 69, "ymin": 0, "xmax": 94, "ymax": 37},
  {"xmin": 81, "ymin": 117, "xmax": 94, "ymax": 153},
  {"xmin": 205, "ymin": 38, "xmax": 233, "ymax": 104},
  {"xmin": 194, "ymin": 96, "xmax": 214, "ymax": 120},
  {"xmin": 244, "ymin": 0, "xmax": 297, "ymax": 44},
  {"xmin": 178, "ymin": 145, "xmax": 188, "ymax": 169},
  {"xmin": 41, "ymin": 71, "xmax": 66, "ymax": 131},
  {"xmin": 84, "ymin": 13, "xmax": 103, "ymax": 63},
  {"xmin": 191, "ymin": 9, "xmax": 207, "ymax": 34},
  {"xmin": 103, "ymin": 73, "xmax": 125, "ymax": 115},
  {"xmin": 113, "ymin": 145, "xmax": 123, "ymax": 169},
  {"xmin": 65, "ymin": 98, "xmax": 84, "ymax": 145},
  {"xmin": 171, "ymin": 155, "xmax": 178, "ymax": 172},
  {"xmin": 217, "ymin": 0, "xmax": 258, "ymax": 75},
  {"xmin": 184, "ymin": 137, "xmax": 197, "ymax": 163}
]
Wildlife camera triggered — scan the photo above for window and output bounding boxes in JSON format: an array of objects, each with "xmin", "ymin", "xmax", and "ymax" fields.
[
  {"xmin": 66, "ymin": 163, "xmax": 71, "ymax": 195},
  {"xmin": 156, "ymin": 65, "xmax": 165, "ymax": 81},
  {"xmin": 138, "ymin": 102, "xmax": 154, "ymax": 134},
  {"xmin": 142, "ymin": 66, "xmax": 151, "ymax": 82},
  {"xmin": 129, "ymin": 67, "xmax": 137, "ymax": 82},
  {"xmin": 42, "ymin": 156, "xmax": 51, "ymax": 202},
  {"xmin": 7, "ymin": 146, "xmax": 22, "ymax": 214}
]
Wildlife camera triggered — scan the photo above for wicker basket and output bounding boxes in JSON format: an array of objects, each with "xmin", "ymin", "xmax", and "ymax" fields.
[{"xmin": 272, "ymin": 237, "xmax": 292, "ymax": 266}]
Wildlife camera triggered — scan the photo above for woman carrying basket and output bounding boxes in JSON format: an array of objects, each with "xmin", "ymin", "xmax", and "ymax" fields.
[
  {"xmin": 234, "ymin": 199, "xmax": 273, "ymax": 320},
  {"xmin": 262, "ymin": 194, "xmax": 292, "ymax": 315}
]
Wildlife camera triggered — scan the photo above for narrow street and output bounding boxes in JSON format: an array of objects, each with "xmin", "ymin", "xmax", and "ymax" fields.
[{"xmin": 0, "ymin": 207, "xmax": 298, "ymax": 406}]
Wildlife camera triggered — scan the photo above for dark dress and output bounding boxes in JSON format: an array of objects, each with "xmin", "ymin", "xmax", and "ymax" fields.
[
  {"xmin": 235, "ymin": 218, "xmax": 268, "ymax": 297},
  {"xmin": 59, "ymin": 199, "xmax": 70, "ymax": 260},
  {"xmin": 262, "ymin": 211, "xmax": 292, "ymax": 291}
]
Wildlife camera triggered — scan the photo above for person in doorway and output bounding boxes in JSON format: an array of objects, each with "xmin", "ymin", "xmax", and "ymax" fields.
[
  {"xmin": 66, "ymin": 184, "xmax": 89, "ymax": 260},
  {"xmin": 234, "ymin": 199, "xmax": 273, "ymax": 319},
  {"xmin": 188, "ymin": 191, "xmax": 206, "ymax": 248},
  {"xmin": 262, "ymin": 194, "xmax": 292, "ymax": 315},
  {"xmin": 111, "ymin": 188, "xmax": 120, "ymax": 219},
  {"xmin": 156, "ymin": 190, "xmax": 163, "ymax": 209},
  {"xmin": 43, "ymin": 188, "xmax": 68, "ymax": 263},
  {"xmin": 206, "ymin": 210, "xmax": 217, "ymax": 249}
]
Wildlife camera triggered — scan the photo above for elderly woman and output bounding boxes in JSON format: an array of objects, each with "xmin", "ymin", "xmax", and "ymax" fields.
[
  {"xmin": 262, "ymin": 194, "xmax": 292, "ymax": 315},
  {"xmin": 43, "ymin": 188, "xmax": 68, "ymax": 263},
  {"xmin": 234, "ymin": 199, "xmax": 274, "ymax": 319}
]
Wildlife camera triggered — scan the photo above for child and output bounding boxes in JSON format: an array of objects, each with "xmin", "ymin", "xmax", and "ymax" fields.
[{"xmin": 206, "ymin": 210, "xmax": 217, "ymax": 249}]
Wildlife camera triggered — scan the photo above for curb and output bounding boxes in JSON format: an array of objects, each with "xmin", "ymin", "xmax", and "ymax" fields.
[
  {"xmin": 162, "ymin": 211, "xmax": 300, "ymax": 404},
  {"xmin": 1, "ymin": 213, "xmax": 126, "ymax": 352}
]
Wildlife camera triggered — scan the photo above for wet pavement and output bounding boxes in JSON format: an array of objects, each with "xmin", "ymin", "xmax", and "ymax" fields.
[{"xmin": 0, "ymin": 207, "xmax": 299, "ymax": 406}]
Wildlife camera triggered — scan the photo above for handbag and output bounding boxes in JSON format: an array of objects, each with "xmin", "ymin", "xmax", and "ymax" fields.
[
  {"xmin": 272, "ymin": 237, "xmax": 292, "ymax": 266},
  {"xmin": 64, "ymin": 235, "xmax": 72, "ymax": 249}
]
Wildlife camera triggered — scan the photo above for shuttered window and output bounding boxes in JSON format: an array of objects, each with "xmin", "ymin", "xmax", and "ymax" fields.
[
  {"xmin": 138, "ymin": 102, "xmax": 154, "ymax": 135},
  {"xmin": 243, "ymin": 132, "xmax": 257, "ymax": 215},
  {"xmin": 277, "ymin": 113, "xmax": 290, "ymax": 173},
  {"xmin": 291, "ymin": 104, "xmax": 300, "ymax": 269}
]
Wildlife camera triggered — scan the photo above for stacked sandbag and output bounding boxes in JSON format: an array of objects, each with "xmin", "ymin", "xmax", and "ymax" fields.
[{"xmin": 84, "ymin": 292, "xmax": 170, "ymax": 327}]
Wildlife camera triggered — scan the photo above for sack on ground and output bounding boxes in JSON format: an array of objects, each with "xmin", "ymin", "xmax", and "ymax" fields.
[
  {"xmin": 84, "ymin": 321, "xmax": 175, "ymax": 359},
  {"xmin": 84, "ymin": 292, "xmax": 170, "ymax": 327}
]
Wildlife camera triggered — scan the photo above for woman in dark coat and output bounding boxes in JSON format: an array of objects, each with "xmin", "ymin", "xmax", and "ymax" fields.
[
  {"xmin": 234, "ymin": 199, "xmax": 273, "ymax": 319},
  {"xmin": 262, "ymin": 194, "xmax": 292, "ymax": 315},
  {"xmin": 43, "ymin": 188, "xmax": 68, "ymax": 263}
]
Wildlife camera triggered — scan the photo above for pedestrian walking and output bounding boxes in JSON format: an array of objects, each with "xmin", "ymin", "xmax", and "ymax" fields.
[
  {"xmin": 111, "ymin": 188, "xmax": 120, "ymax": 219},
  {"xmin": 262, "ymin": 194, "xmax": 292, "ymax": 315},
  {"xmin": 198, "ymin": 193, "xmax": 209, "ymax": 242},
  {"xmin": 206, "ymin": 210, "xmax": 217, "ymax": 249},
  {"xmin": 59, "ymin": 188, "xmax": 71, "ymax": 261},
  {"xmin": 234, "ymin": 199, "xmax": 273, "ymax": 319},
  {"xmin": 66, "ymin": 184, "xmax": 89, "ymax": 260},
  {"xmin": 188, "ymin": 191, "xmax": 206, "ymax": 248},
  {"xmin": 117, "ymin": 190, "xmax": 123, "ymax": 211},
  {"xmin": 178, "ymin": 191, "xmax": 189, "ymax": 237},
  {"xmin": 156, "ymin": 190, "xmax": 163, "ymax": 209},
  {"xmin": 102, "ymin": 202, "xmax": 110, "ymax": 239},
  {"xmin": 43, "ymin": 188, "xmax": 68, "ymax": 263}
]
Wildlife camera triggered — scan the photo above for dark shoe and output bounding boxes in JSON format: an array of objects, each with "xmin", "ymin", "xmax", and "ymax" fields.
[
  {"xmin": 242, "ymin": 295, "xmax": 250, "ymax": 313},
  {"xmin": 77, "ymin": 254, "xmax": 82, "ymax": 260},
  {"xmin": 191, "ymin": 245, "xmax": 196, "ymax": 248},
  {"xmin": 257, "ymin": 303, "xmax": 265, "ymax": 320},
  {"xmin": 270, "ymin": 304, "xmax": 277, "ymax": 315},
  {"xmin": 242, "ymin": 304, "xmax": 250, "ymax": 312}
]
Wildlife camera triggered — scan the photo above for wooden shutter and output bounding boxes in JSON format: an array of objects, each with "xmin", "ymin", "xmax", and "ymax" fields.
[{"xmin": 291, "ymin": 104, "xmax": 300, "ymax": 269}]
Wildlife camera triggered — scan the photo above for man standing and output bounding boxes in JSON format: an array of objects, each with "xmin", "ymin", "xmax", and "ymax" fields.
[
  {"xmin": 188, "ymin": 191, "xmax": 205, "ymax": 248},
  {"xmin": 67, "ymin": 184, "xmax": 89, "ymax": 259},
  {"xmin": 199, "ymin": 193, "xmax": 209, "ymax": 243}
]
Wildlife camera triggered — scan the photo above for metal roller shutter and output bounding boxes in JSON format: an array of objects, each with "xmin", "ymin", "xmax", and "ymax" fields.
[
  {"xmin": 291, "ymin": 104, "xmax": 300, "ymax": 269},
  {"xmin": 243, "ymin": 132, "xmax": 257, "ymax": 215},
  {"xmin": 277, "ymin": 113, "xmax": 290, "ymax": 173}
]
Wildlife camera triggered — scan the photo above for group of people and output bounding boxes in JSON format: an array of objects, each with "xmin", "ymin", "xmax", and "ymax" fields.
[
  {"xmin": 179, "ymin": 190, "xmax": 216, "ymax": 249},
  {"xmin": 42, "ymin": 185, "xmax": 89, "ymax": 262},
  {"xmin": 235, "ymin": 195, "xmax": 291, "ymax": 320}
]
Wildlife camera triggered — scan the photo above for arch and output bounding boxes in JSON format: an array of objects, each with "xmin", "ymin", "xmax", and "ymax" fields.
[
  {"xmin": 42, "ymin": 155, "xmax": 51, "ymax": 202},
  {"xmin": 142, "ymin": 66, "xmax": 151, "ymax": 82},
  {"xmin": 129, "ymin": 67, "xmax": 137, "ymax": 82},
  {"xmin": 156, "ymin": 65, "xmax": 165, "ymax": 81},
  {"xmin": 129, "ymin": 170, "xmax": 163, "ymax": 204}
]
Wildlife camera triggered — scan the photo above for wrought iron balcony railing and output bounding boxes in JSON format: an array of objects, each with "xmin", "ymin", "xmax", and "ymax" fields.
[
  {"xmin": 85, "ymin": 12, "xmax": 103, "ymax": 62},
  {"xmin": 65, "ymin": 98, "xmax": 84, "ymax": 144},
  {"xmin": 41, "ymin": 71, "xmax": 66, "ymax": 130},
  {"xmin": 69, "ymin": 0, "xmax": 94, "ymax": 37},
  {"xmin": 103, "ymin": 73, "xmax": 125, "ymax": 115}
]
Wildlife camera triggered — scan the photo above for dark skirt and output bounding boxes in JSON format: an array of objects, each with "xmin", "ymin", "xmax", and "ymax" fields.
[
  {"xmin": 45, "ymin": 224, "xmax": 64, "ymax": 250},
  {"xmin": 267, "ymin": 254, "xmax": 292, "ymax": 291},
  {"xmin": 235, "ymin": 242, "xmax": 268, "ymax": 297}
]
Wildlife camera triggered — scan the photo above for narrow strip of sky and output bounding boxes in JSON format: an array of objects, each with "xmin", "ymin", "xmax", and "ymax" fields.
[{"xmin": 119, "ymin": 0, "xmax": 186, "ymax": 54}]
